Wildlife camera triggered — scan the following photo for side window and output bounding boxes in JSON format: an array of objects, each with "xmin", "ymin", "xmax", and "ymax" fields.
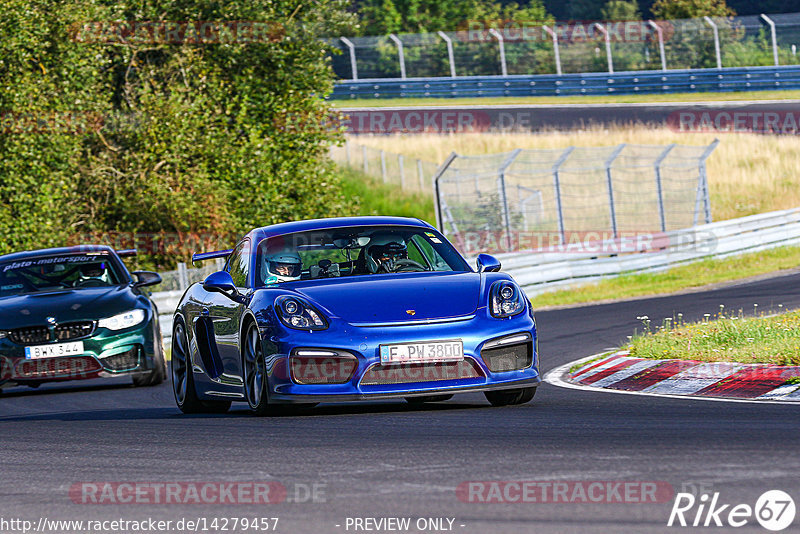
[
  {"xmin": 226, "ymin": 239, "xmax": 251, "ymax": 287},
  {"xmin": 410, "ymin": 235, "xmax": 451, "ymax": 271}
]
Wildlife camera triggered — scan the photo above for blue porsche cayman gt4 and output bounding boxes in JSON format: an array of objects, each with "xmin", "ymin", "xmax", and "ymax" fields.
[{"xmin": 172, "ymin": 217, "xmax": 539, "ymax": 415}]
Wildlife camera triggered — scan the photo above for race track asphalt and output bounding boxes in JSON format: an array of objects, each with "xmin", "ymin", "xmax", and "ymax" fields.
[{"xmin": 2, "ymin": 271, "xmax": 799, "ymax": 534}]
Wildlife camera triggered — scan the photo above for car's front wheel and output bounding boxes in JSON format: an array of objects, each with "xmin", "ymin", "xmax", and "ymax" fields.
[
  {"xmin": 484, "ymin": 387, "xmax": 536, "ymax": 407},
  {"xmin": 132, "ymin": 341, "xmax": 166, "ymax": 387},
  {"xmin": 243, "ymin": 322, "xmax": 270, "ymax": 416},
  {"xmin": 171, "ymin": 320, "xmax": 230, "ymax": 414}
]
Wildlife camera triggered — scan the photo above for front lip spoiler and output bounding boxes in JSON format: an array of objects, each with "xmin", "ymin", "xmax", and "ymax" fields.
[{"xmin": 268, "ymin": 377, "xmax": 541, "ymax": 403}]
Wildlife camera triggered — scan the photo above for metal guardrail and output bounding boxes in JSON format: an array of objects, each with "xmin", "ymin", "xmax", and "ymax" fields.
[
  {"xmin": 331, "ymin": 64, "xmax": 800, "ymax": 99},
  {"xmin": 499, "ymin": 207, "xmax": 800, "ymax": 295}
]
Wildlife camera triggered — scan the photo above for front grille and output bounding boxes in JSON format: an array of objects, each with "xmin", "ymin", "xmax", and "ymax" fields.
[
  {"xmin": 9, "ymin": 321, "xmax": 95, "ymax": 345},
  {"xmin": 360, "ymin": 359, "xmax": 484, "ymax": 386},
  {"xmin": 481, "ymin": 342, "xmax": 533, "ymax": 373},
  {"xmin": 9, "ymin": 326, "xmax": 49, "ymax": 345},
  {"xmin": 14, "ymin": 355, "xmax": 102, "ymax": 379},
  {"xmin": 102, "ymin": 347, "xmax": 141, "ymax": 372},
  {"xmin": 55, "ymin": 321, "xmax": 95, "ymax": 341}
]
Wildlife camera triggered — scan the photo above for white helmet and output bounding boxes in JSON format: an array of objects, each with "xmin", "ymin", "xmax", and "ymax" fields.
[{"xmin": 261, "ymin": 250, "xmax": 302, "ymax": 284}]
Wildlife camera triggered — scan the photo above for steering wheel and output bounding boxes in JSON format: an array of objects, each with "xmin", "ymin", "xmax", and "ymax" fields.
[{"xmin": 391, "ymin": 259, "xmax": 426, "ymax": 272}]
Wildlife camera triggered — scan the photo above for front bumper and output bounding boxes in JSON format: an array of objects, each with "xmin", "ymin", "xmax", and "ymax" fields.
[
  {"xmin": 258, "ymin": 311, "xmax": 540, "ymax": 403},
  {"xmin": 0, "ymin": 321, "xmax": 159, "ymax": 386}
]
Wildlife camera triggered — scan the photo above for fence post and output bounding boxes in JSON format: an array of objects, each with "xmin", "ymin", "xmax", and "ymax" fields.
[
  {"xmin": 215, "ymin": 258, "xmax": 225, "ymax": 271},
  {"xmin": 177, "ymin": 262, "xmax": 189, "ymax": 291},
  {"xmin": 432, "ymin": 152, "xmax": 459, "ymax": 234},
  {"xmin": 698, "ymin": 139, "xmax": 719, "ymax": 224},
  {"xmin": 345, "ymin": 138, "xmax": 351, "ymax": 165},
  {"xmin": 551, "ymin": 147, "xmax": 574, "ymax": 244},
  {"xmin": 362, "ymin": 145, "xmax": 368, "ymax": 174},
  {"xmin": 653, "ymin": 144, "xmax": 676, "ymax": 232},
  {"xmin": 648, "ymin": 21, "xmax": 667, "ymax": 71},
  {"xmin": 438, "ymin": 31, "xmax": 457, "ymax": 77},
  {"xmin": 380, "ymin": 150, "xmax": 387, "ymax": 182},
  {"xmin": 488, "ymin": 29, "xmax": 508, "ymax": 76},
  {"xmin": 760, "ymin": 14, "xmax": 780, "ymax": 66},
  {"xmin": 398, "ymin": 154, "xmax": 405, "ymax": 189},
  {"xmin": 542, "ymin": 25, "xmax": 562, "ymax": 75},
  {"xmin": 604, "ymin": 144, "xmax": 626, "ymax": 238},
  {"xmin": 340, "ymin": 37, "xmax": 358, "ymax": 80},
  {"xmin": 593, "ymin": 23, "xmax": 614, "ymax": 74},
  {"xmin": 388, "ymin": 34, "xmax": 407, "ymax": 79},
  {"xmin": 417, "ymin": 159, "xmax": 424, "ymax": 191},
  {"xmin": 703, "ymin": 16, "xmax": 722, "ymax": 69},
  {"xmin": 497, "ymin": 149, "xmax": 522, "ymax": 251}
]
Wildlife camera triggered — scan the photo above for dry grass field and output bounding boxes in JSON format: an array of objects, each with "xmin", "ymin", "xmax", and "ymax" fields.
[{"xmin": 351, "ymin": 127, "xmax": 800, "ymax": 222}]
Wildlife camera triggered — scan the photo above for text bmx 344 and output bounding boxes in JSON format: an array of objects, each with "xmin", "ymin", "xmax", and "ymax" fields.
[{"xmin": 172, "ymin": 217, "xmax": 539, "ymax": 415}]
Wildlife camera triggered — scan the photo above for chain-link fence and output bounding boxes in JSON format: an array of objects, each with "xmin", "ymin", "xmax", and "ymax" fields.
[
  {"xmin": 330, "ymin": 13, "xmax": 800, "ymax": 79},
  {"xmin": 434, "ymin": 141, "xmax": 718, "ymax": 254},
  {"xmin": 153, "ymin": 259, "xmax": 225, "ymax": 292},
  {"xmin": 329, "ymin": 140, "xmax": 441, "ymax": 194}
]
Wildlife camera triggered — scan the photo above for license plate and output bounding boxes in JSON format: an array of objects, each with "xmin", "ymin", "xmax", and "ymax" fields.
[
  {"xmin": 380, "ymin": 340, "xmax": 463, "ymax": 364},
  {"xmin": 24, "ymin": 341, "xmax": 85, "ymax": 360}
]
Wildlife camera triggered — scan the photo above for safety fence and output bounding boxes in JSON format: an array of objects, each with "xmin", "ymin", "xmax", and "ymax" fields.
[
  {"xmin": 433, "ymin": 141, "xmax": 719, "ymax": 256},
  {"xmin": 329, "ymin": 140, "xmax": 440, "ymax": 194},
  {"xmin": 330, "ymin": 13, "xmax": 800, "ymax": 81}
]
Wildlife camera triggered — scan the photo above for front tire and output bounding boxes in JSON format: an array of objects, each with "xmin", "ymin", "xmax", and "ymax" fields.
[
  {"xmin": 171, "ymin": 320, "xmax": 230, "ymax": 414},
  {"xmin": 484, "ymin": 387, "xmax": 536, "ymax": 407},
  {"xmin": 132, "ymin": 340, "xmax": 166, "ymax": 387},
  {"xmin": 243, "ymin": 322, "xmax": 270, "ymax": 416}
]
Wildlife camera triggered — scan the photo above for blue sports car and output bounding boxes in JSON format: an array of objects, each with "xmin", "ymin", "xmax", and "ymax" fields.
[{"xmin": 172, "ymin": 216, "xmax": 539, "ymax": 415}]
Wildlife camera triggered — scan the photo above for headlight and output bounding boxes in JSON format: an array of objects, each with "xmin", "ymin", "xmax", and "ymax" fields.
[
  {"xmin": 0, "ymin": 331, "xmax": 7, "ymax": 339},
  {"xmin": 274, "ymin": 296, "xmax": 328, "ymax": 331},
  {"xmin": 490, "ymin": 281, "xmax": 525, "ymax": 318},
  {"xmin": 98, "ymin": 309, "xmax": 146, "ymax": 331}
]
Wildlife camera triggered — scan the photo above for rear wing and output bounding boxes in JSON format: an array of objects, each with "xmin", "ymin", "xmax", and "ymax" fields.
[
  {"xmin": 116, "ymin": 249, "xmax": 137, "ymax": 258},
  {"xmin": 191, "ymin": 249, "xmax": 233, "ymax": 265}
]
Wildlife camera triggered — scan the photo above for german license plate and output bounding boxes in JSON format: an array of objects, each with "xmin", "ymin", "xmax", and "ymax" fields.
[
  {"xmin": 24, "ymin": 341, "xmax": 85, "ymax": 360},
  {"xmin": 380, "ymin": 340, "xmax": 463, "ymax": 364}
]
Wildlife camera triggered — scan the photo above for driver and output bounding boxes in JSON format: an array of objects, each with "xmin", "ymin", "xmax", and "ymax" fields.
[
  {"xmin": 366, "ymin": 235, "xmax": 409, "ymax": 273},
  {"xmin": 261, "ymin": 250, "xmax": 302, "ymax": 284},
  {"xmin": 76, "ymin": 262, "xmax": 108, "ymax": 285}
]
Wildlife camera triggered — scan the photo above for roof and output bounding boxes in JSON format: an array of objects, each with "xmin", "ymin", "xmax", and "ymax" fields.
[
  {"xmin": 249, "ymin": 216, "xmax": 434, "ymax": 242},
  {"xmin": 0, "ymin": 245, "xmax": 118, "ymax": 263}
]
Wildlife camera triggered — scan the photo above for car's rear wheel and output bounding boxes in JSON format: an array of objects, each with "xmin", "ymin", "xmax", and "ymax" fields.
[
  {"xmin": 405, "ymin": 394, "xmax": 453, "ymax": 404},
  {"xmin": 172, "ymin": 321, "xmax": 230, "ymax": 414},
  {"xmin": 243, "ymin": 322, "xmax": 271, "ymax": 416},
  {"xmin": 484, "ymin": 387, "xmax": 536, "ymax": 407}
]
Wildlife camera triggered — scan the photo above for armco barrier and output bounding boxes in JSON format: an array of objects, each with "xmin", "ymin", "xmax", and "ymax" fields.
[
  {"xmin": 330, "ymin": 65, "xmax": 800, "ymax": 100},
  {"xmin": 498, "ymin": 207, "xmax": 800, "ymax": 295},
  {"xmin": 154, "ymin": 208, "xmax": 800, "ymax": 344}
]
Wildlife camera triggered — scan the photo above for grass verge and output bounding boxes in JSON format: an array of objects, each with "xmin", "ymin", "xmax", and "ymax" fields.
[
  {"xmin": 331, "ymin": 90, "xmax": 800, "ymax": 108},
  {"xmin": 628, "ymin": 309, "xmax": 800, "ymax": 365},
  {"xmin": 530, "ymin": 245, "xmax": 800, "ymax": 309},
  {"xmin": 339, "ymin": 165, "xmax": 436, "ymax": 223}
]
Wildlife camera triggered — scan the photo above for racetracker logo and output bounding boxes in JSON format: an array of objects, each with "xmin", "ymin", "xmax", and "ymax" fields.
[
  {"xmin": 69, "ymin": 482, "xmax": 288, "ymax": 505},
  {"xmin": 69, "ymin": 21, "xmax": 284, "ymax": 44},
  {"xmin": 456, "ymin": 20, "xmax": 674, "ymax": 43},
  {"xmin": 457, "ymin": 480, "xmax": 674, "ymax": 503},
  {"xmin": 668, "ymin": 110, "xmax": 800, "ymax": 135},
  {"xmin": 668, "ymin": 490, "xmax": 796, "ymax": 531}
]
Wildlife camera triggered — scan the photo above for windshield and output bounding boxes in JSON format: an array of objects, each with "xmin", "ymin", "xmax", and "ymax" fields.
[
  {"xmin": 0, "ymin": 253, "xmax": 126, "ymax": 296},
  {"xmin": 255, "ymin": 225, "xmax": 469, "ymax": 286}
]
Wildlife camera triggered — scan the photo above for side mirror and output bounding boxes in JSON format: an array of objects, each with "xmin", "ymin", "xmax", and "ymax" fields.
[
  {"xmin": 476, "ymin": 254, "xmax": 502, "ymax": 273},
  {"xmin": 203, "ymin": 271, "xmax": 238, "ymax": 295},
  {"xmin": 132, "ymin": 271, "xmax": 162, "ymax": 287}
]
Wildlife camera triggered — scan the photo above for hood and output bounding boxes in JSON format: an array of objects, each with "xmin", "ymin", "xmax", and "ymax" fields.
[
  {"xmin": 0, "ymin": 286, "xmax": 142, "ymax": 330},
  {"xmin": 288, "ymin": 272, "xmax": 482, "ymax": 325}
]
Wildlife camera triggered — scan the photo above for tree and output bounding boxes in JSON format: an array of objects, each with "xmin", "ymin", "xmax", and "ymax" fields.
[
  {"xmin": 601, "ymin": 0, "xmax": 642, "ymax": 20},
  {"xmin": 651, "ymin": 0, "xmax": 735, "ymax": 19}
]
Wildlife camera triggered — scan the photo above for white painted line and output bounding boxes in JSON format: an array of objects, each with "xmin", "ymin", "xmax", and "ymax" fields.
[
  {"xmin": 590, "ymin": 359, "xmax": 662, "ymax": 388},
  {"xmin": 757, "ymin": 383, "xmax": 800, "ymax": 400},
  {"xmin": 544, "ymin": 354, "xmax": 800, "ymax": 405}
]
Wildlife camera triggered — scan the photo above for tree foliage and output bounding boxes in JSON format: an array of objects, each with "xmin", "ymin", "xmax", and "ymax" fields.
[{"xmin": 0, "ymin": 0, "xmax": 356, "ymax": 269}]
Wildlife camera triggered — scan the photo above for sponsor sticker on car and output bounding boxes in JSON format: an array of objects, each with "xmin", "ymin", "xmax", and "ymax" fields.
[
  {"xmin": 24, "ymin": 341, "xmax": 85, "ymax": 359},
  {"xmin": 380, "ymin": 340, "xmax": 464, "ymax": 364}
]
